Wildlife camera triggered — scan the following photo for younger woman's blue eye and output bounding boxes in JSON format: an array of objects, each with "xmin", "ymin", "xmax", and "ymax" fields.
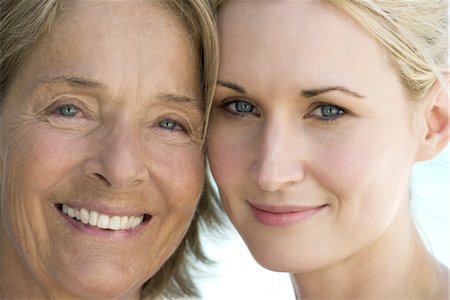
[
  {"xmin": 321, "ymin": 104, "xmax": 343, "ymax": 118},
  {"xmin": 159, "ymin": 119, "xmax": 181, "ymax": 131},
  {"xmin": 235, "ymin": 101, "xmax": 254, "ymax": 113},
  {"xmin": 57, "ymin": 105, "xmax": 80, "ymax": 117},
  {"xmin": 309, "ymin": 104, "xmax": 346, "ymax": 121},
  {"xmin": 222, "ymin": 99, "xmax": 259, "ymax": 116}
]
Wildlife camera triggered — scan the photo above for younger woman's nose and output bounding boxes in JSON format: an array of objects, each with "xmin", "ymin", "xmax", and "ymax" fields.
[{"xmin": 250, "ymin": 123, "xmax": 305, "ymax": 192}]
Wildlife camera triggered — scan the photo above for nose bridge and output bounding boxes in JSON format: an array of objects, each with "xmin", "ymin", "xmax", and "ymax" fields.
[
  {"xmin": 251, "ymin": 116, "xmax": 304, "ymax": 192},
  {"xmin": 86, "ymin": 115, "xmax": 148, "ymax": 188}
]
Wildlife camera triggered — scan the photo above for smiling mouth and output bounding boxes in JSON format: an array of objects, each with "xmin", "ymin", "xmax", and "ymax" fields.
[{"xmin": 56, "ymin": 204, "xmax": 151, "ymax": 231}]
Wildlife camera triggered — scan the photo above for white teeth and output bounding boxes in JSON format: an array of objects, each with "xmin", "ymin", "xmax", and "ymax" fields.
[
  {"xmin": 127, "ymin": 217, "xmax": 134, "ymax": 229},
  {"xmin": 68, "ymin": 207, "xmax": 75, "ymax": 218},
  {"xmin": 60, "ymin": 204, "xmax": 145, "ymax": 231},
  {"xmin": 109, "ymin": 216, "xmax": 121, "ymax": 230},
  {"xmin": 97, "ymin": 214, "xmax": 110, "ymax": 229},
  {"xmin": 80, "ymin": 208, "xmax": 89, "ymax": 224},
  {"xmin": 89, "ymin": 210, "xmax": 98, "ymax": 226},
  {"xmin": 75, "ymin": 209, "xmax": 81, "ymax": 221},
  {"xmin": 134, "ymin": 216, "xmax": 143, "ymax": 227},
  {"xmin": 120, "ymin": 216, "xmax": 129, "ymax": 230}
]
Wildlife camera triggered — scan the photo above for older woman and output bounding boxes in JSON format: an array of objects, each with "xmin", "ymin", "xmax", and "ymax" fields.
[
  {"xmin": 0, "ymin": 0, "xmax": 220, "ymax": 299},
  {"xmin": 208, "ymin": 0, "xmax": 448, "ymax": 299}
]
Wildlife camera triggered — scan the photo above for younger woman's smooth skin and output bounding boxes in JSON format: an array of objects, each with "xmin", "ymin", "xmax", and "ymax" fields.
[{"xmin": 208, "ymin": 1, "xmax": 448, "ymax": 298}]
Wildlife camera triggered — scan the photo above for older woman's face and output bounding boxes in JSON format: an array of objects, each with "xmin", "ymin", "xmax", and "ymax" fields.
[
  {"xmin": 208, "ymin": 1, "xmax": 426, "ymax": 273},
  {"xmin": 0, "ymin": 1, "xmax": 203, "ymax": 298}
]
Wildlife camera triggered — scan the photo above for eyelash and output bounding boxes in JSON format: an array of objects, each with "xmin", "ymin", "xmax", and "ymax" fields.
[
  {"xmin": 219, "ymin": 99, "xmax": 348, "ymax": 122},
  {"xmin": 51, "ymin": 103, "xmax": 86, "ymax": 118},
  {"xmin": 45, "ymin": 100, "xmax": 192, "ymax": 136},
  {"xmin": 306, "ymin": 103, "xmax": 348, "ymax": 123},
  {"xmin": 157, "ymin": 117, "xmax": 187, "ymax": 133},
  {"xmin": 219, "ymin": 98, "xmax": 260, "ymax": 117}
]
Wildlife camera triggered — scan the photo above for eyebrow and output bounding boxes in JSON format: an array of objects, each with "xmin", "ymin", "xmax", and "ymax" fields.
[
  {"xmin": 217, "ymin": 80, "xmax": 246, "ymax": 94},
  {"xmin": 302, "ymin": 86, "xmax": 365, "ymax": 99},
  {"xmin": 217, "ymin": 80, "xmax": 364, "ymax": 100}
]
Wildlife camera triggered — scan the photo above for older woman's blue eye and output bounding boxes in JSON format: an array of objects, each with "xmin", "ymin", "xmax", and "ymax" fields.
[
  {"xmin": 159, "ymin": 119, "xmax": 179, "ymax": 130},
  {"xmin": 58, "ymin": 105, "xmax": 79, "ymax": 117},
  {"xmin": 235, "ymin": 101, "xmax": 254, "ymax": 113}
]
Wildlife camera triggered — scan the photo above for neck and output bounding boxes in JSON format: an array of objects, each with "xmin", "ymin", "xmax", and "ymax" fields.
[{"xmin": 291, "ymin": 201, "xmax": 448, "ymax": 299}]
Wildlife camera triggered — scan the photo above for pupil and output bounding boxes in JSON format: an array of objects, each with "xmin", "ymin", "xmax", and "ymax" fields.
[
  {"xmin": 322, "ymin": 105, "xmax": 340, "ymax": 117},
  {"xmin": 236, "ymin": 101, "xmax": 252, "ymax": 113},
  {"xmin": 60, "ymin": 106, "xmax": 77, "ymax": 116},
  {"xmin": 161, "ymin": 120, "xmax": 175, "ymax": 129}
]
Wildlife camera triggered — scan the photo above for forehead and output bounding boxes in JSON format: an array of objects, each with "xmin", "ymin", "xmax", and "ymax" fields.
[
  {"xmin": 217, "ymin": 1, "xmax": 394, "ymax": 96},
  {"xmin": 12, "ymin": 0, "xmax": 200, "ymax": 102}
]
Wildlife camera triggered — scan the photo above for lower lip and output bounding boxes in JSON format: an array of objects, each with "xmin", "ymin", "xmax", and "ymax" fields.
[
  {"xmin": 55, "ymin": 205, "xmax": 150, "ymax": 239},
  {"xmin": 249, "ymin": 204, "xmax": 326, "ymax": 226}
]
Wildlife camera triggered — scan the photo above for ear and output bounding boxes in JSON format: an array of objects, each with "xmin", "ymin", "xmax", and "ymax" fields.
[{"xmin": 415, "ymin": 79, "xmax": 449, "ymax": 162}]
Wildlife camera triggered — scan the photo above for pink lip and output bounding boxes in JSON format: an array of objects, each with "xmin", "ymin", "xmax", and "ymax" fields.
[
  {"xmin": 53, "ymin": 205, "xmax": 151, "ymax": 239},
  {"xmin": 249, "ymin": 202, "xmax": 326, "ymax": 226}
]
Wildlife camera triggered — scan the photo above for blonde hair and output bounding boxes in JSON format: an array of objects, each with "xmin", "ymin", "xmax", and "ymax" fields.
[
  {"xmin": 212, "ymin": 0, "xmax": 448, "ymax": 102},
  {"xmin": 323, "ymin": 0, "xmax": 448, "ymax": 101},
  {"xmin": 0, "ymin": 0, "xmax": 221, "ymax": 299}
]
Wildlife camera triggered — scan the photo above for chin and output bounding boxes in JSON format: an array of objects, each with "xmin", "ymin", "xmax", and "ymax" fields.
[
  {"xmin": 254, "ymin": 252, "xmax": 327, "ymax": 274},
  {"xmin": 58, "ymin": 261, "xmax": 144, "ymax": 299},
  {"xmin": 245, "ymin": 239, "xmax": 328, "ymax": 274}
]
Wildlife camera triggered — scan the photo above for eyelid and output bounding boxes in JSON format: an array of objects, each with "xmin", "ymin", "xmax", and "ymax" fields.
[
  {"xmin": 156, "ymin": 114, "xmax": 191, "ymax": 134},
  {"xmin": 42, "ymin": 97, "xmax": 93, "ymax": 119},
  {"xmin": 305, "ymin": 102, "xmax": 349, "ymax": 122},
  {"xmin": 218, "ymin": 97, "xmax": 261, "ymax": 116},
  {"xmin": 218, "ymin": 96, "xmax": 254, "ymax": 106}
]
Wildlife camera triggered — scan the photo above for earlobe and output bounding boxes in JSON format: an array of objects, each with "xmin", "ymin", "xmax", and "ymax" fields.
[{"xmin": 415, "ymin": 80, "xmax": 449, "ymax": 162}]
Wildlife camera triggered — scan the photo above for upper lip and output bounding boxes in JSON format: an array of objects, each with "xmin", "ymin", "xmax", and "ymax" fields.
[{"xmin": 248, "ymin": 201, "xmax": 326, "ymax": 213}]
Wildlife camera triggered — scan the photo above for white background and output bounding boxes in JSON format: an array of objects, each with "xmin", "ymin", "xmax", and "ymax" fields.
[{"xmin": 198, "ymin": 147, "xmax": 449, "ymax": 300}]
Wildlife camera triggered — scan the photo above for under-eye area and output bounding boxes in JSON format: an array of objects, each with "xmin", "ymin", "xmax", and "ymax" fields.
[{"xmin": 55, "ymin": 204, "xmax": 151, "ymax": 231}]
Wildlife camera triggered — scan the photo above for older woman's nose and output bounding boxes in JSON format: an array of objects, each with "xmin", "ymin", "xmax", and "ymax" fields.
[
  {"xmin": 82, "ymin": 122, "xmax": 149, "ymax": 189},
  {"xmin": 250, "ymin": 123, "xmax": 305, "ymax": 192}
]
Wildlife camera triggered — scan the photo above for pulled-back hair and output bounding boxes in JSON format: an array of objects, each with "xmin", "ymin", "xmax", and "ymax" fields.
[
  {"xmin": 321, "ymin": 0, "xmax": 448, "ymax": 101},
  {"xmin": 0, "ymin": 0, "xmax": 221, "ymax": 299}
]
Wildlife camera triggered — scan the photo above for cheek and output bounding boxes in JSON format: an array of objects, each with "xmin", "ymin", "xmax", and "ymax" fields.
[
  {"xmin": 208, "ymin": 132, "xmax": 248, "ymax": 192},
  {"xmin": 2, "ymin": 125, "xmax": 83, "ymax": 213},
  {"xmin": 310, "ymin": 121, "xmax": 415, "ymax": 217},
  {"xmin": 5, "ymin": 128, "xmax": 85, "ymax": 198},
  {"xmin": 207, "ymin": 118, "xmax": 257, "ymax": 184},
  {"xmin": 0, "ymin": 125, "xmax": 88, "ymax": 273},
  {"xmin": 141, "ymin": 147, "xmax": 204, "ymax": 269},
  {"xmin": 154, "ymin": 145, "xmax": 205, "ymax": 212}
]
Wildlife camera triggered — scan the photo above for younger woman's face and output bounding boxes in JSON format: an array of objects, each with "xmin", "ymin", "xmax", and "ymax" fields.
[{"xmin": 208, "ymin": 0, "xmax": 426, "ymax": 272}]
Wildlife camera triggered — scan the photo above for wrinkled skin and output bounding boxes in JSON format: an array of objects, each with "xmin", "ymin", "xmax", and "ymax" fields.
[{"xmin": 0, "ymin": 1, "xmax": 204, "ymax": 299}]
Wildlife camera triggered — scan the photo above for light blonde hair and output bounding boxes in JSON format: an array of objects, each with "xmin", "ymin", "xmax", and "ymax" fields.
[
  {"xmin": 0, "ymin": 0, "xmax": 221, "ymax": 299},
  {"xmin": 323, "ymin": 0, "xmax": 448, "ymax": 101},
  {"xmin": 212, "ymin": 0, "xmax": 448, "ymax": 102}
]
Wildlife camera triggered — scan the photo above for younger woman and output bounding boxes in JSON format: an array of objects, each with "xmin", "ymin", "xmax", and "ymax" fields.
[{"xmin": 208, "ymin": 1, "xmax": 449, "ymax": 298}]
